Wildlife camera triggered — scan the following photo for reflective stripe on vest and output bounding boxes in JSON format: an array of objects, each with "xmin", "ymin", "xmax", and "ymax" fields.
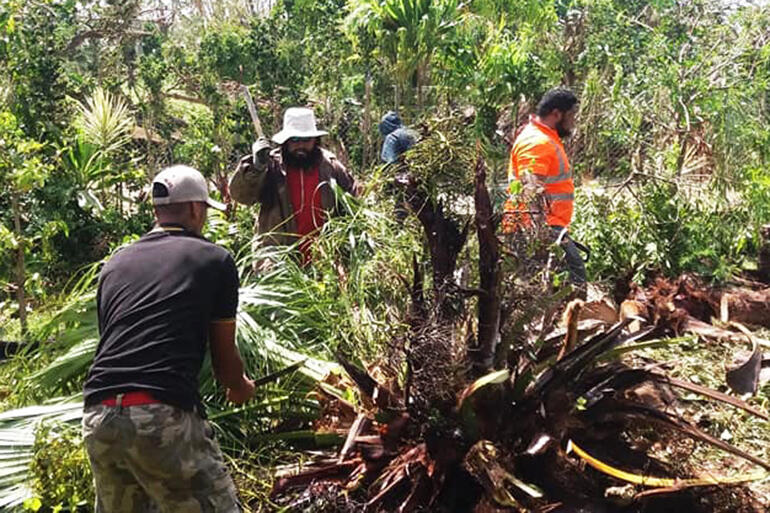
[
  {"xmin": 546, "ymin": 192, "xmax": 575, "ymax": 201},
  {"xmin": 505, "ymin": 122, "xmax": 575, "ymax": 229},
  {"xmin": 540, "ymin": 138, "xmax": 572, "ymax": 184},
  {"xmin": 540, "ymin": 134, "xmax": 573, "ymax": 226}
]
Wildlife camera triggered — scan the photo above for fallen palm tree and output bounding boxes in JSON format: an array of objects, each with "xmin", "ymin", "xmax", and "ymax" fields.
[
  {"xmin": 619, "ymin": 274, "xmax": 770, "ymax": 331},
  {"xmin": 273, "ymin": 325, "xmax": 768, "ymax": 511},
  {"xmin": 270, "ymin": 130, "xmax": 770, "ymax": 512},
  {"xmin": 614, "ymin": 275, "xmax": 770, "ymax": 395}
]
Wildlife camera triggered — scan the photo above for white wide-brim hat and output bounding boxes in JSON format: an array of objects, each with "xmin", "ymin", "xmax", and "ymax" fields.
[{"xmin": 272, "ymin": 107, "xmax": 328, "ymax": 145}]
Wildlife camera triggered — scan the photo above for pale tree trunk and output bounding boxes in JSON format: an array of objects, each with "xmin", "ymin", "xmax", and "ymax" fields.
[
  {"xmin": 146, "ymin": 111, "xmax": 157, "ymax": 176},
  {"xmin": 11, "ymin": 192, "xmax": 26, "ymax": 338},
  {"xmin": 394, "ymin": 84, "xmax": 401, "ymax": 113},
  {"xmin": 416, "ymin": 85, "xmax": 423, "ymax": 112},
  {"xmin": 416, "ymin": 66, "xmax": 424, "ymax": 111},
  {"xmin": 362, "ymin": 70, "xmax": 372, "ymax": 170},
  {"xmin": 676, "ymin": 128, "xmax": 688, "ymax": 176}
]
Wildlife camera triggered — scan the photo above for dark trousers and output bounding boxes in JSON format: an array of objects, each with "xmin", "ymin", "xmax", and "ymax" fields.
[{"xmin": 550, "ymin": 226, "xmax": 587, "ymax": 285}]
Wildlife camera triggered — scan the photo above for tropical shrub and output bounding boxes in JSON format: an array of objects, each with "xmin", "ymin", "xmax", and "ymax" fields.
[
  {"xmin": 573, "ymin": 177, "xmax": 766, "ymax": 283},
  {"xmin": 27, "ymin": 422, "xmax": 94, "ymax": 513}
]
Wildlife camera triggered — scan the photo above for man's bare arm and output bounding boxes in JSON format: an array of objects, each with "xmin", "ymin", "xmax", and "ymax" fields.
[{"xmin": 209, "ymin": 320, "xmax": 255, "ymax": 404}]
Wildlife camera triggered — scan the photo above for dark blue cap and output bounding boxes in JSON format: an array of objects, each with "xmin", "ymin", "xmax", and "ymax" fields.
[{"xmin": 379, "ymin": 111, "xmax": 403, "ymax": 136}]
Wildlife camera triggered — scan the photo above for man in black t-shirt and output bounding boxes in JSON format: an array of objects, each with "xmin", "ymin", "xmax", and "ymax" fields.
[{"xmin": 82, "ymin": 165, "xmax": 254, "ymax": 513}]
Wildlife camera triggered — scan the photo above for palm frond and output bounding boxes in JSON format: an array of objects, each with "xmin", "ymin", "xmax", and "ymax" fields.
[
  {"xmin": 29, "ymin": 338, "xmax": 97, "ymax": 392},
  {"xmin": 0, "ymin": 401, "xmax": 84, "ymax": 509}
]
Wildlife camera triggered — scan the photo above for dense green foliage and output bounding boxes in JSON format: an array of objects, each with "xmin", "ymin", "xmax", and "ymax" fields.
[
  {"xmin": 2, "ymin": 0, "xmax": 769, "ymax": 338},
  {"xmin": 29, "ymin": 422, "xmax": 94, "ymax": 512},
  {"xmin": 1, "ymin": 0, "xmax": 770, "ymax": 510}
]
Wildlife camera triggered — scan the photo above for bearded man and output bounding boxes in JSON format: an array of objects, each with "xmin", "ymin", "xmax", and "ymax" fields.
[
  {"xmin": 229, "ymin": 107, "xmax": 357, "ymax": 263},
  {"xmin": 502, "ymin": 88, "xmax": 587, "ymax": 288}
]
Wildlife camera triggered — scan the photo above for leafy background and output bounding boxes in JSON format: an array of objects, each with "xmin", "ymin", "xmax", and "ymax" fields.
[{"xmin": 1, "ymin": 0, "xmax": 770, "ymax": 510}]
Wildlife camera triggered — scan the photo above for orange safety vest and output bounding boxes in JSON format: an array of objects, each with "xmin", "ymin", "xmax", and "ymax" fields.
[{"xmin": 502, "ymin": 118, "xmax": 574, "ymax": 232}]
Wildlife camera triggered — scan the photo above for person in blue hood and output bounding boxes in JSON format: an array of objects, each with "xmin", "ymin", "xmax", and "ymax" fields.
[{"xmin": 379, "ymin": 111, "xmax": 417, "ymax": 164}]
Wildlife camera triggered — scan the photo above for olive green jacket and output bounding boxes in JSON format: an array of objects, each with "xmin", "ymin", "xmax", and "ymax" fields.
[{"xmin": 229, "ymin": 148, "xmax": 358, "ymax": 248}]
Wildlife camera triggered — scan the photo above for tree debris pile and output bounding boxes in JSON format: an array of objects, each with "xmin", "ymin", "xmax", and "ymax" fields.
[
  {"xmin": 273, "ymin": 324, "xmax": 769, "ymax": 511},
  {"xmin": 619, "ymin": 274, "xmax": 770, "ymax": 332}
]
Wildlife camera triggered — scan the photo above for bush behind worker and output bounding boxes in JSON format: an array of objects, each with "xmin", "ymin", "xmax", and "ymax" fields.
[{"xmin": 82, "ymin": 165, "xmax": 254, "ymax": 512}]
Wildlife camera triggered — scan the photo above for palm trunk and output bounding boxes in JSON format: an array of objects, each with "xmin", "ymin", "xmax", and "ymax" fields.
[
  {"xmin": 472, "ymin": 152, "xmax": 500, "ymax": 372},
  {"xmin": 11, "ymin": 192, "xmax": 26, "ymax": 338},
  {"xmin": 720, "ymin": 288, "xmax": 770, "ymax": 329},
  {"xmin": 403, "ymin": 181, "xmax": 467, "ymax": 316}
]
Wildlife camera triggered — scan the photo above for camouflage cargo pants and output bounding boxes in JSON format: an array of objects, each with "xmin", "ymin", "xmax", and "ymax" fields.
[{"xmin": 82, "ymin": 401, "xmax": 242, "ymax": 513}]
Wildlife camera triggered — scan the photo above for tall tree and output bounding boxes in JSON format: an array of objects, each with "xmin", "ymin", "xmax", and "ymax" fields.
[{"xmin": 0, "ymin": 112, "xmax": 52, "ymax": 338}]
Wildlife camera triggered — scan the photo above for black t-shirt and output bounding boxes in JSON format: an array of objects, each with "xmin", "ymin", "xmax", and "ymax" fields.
[{"xmin": 83, "ymin": 225, "xmax": 239, "ymax": 411}]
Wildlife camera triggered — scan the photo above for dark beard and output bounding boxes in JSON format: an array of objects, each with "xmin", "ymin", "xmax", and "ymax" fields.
[
  {"xmin": 556, "ymin": 121, "xmax": 572, "ymax": 138},
  {"xmin": 282, "ymin": 145, "xmax": 322, "ymax": 170}
]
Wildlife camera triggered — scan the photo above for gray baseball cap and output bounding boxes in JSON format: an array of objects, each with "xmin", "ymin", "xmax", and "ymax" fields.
[{"xmin": 152, "ymin": 165, "xmax": 226, "ymax": 211}]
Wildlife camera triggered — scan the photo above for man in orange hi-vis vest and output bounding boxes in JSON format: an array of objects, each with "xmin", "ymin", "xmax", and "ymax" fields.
[{"xmin": 503, "ymin": 88, "xmax": 587, "ymax": 287}]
